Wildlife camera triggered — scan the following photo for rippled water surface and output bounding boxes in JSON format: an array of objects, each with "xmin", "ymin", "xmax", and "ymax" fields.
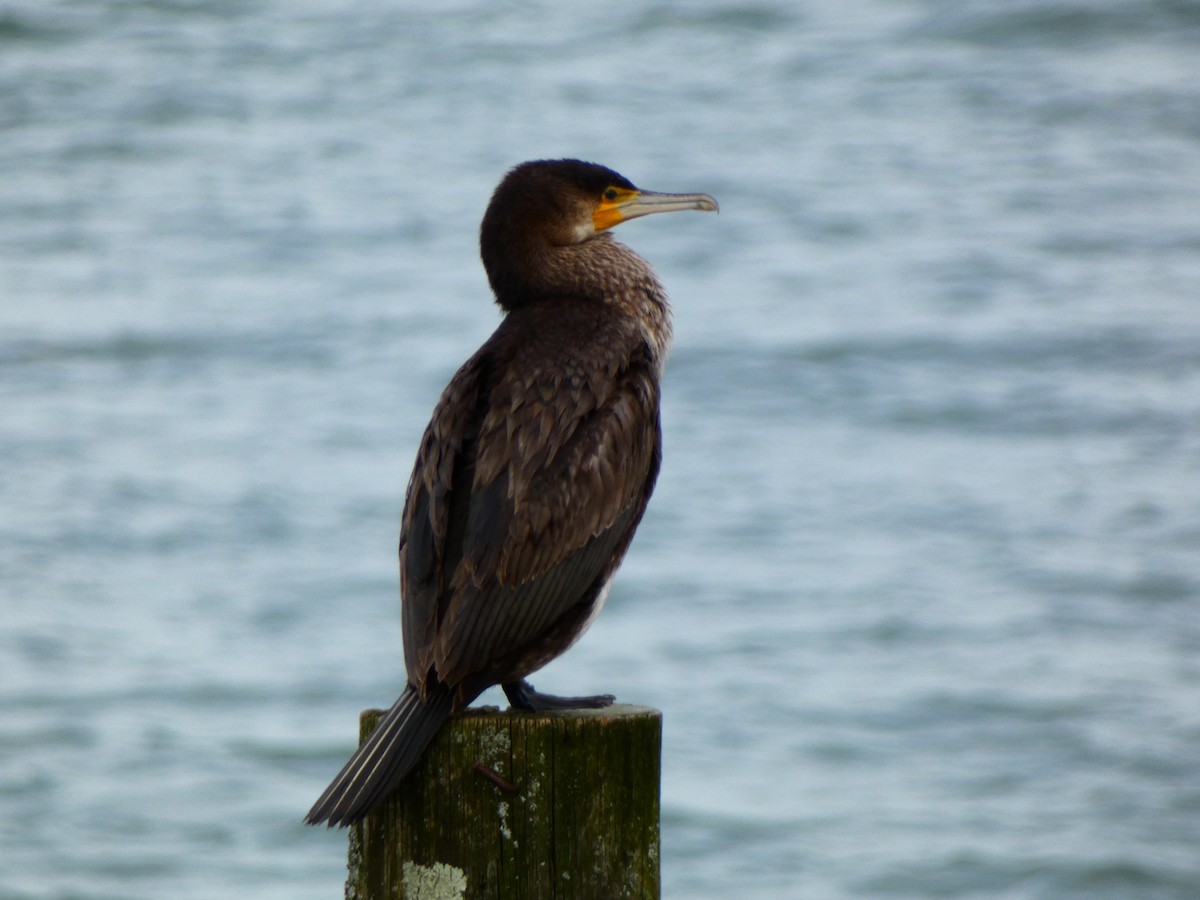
[{"xmin": 3, "ymin": 2, "xmax": 1199, "ymax": 898}]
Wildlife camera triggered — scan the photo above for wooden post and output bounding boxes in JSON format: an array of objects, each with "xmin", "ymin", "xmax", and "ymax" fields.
[{"xmin": 344, "ymin": 704, "xmax": 662, "ymax": 900}]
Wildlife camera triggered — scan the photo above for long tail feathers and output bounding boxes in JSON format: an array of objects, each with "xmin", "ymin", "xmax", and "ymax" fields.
[{"xmin": 305, "ymin": 684, "xmax": 454, "ymax": 827}]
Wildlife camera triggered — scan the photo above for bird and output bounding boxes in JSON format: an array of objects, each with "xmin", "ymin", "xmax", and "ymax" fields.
[{"xmin": 306, "ymin": 158, "xmax": 717, "ymax": 827}]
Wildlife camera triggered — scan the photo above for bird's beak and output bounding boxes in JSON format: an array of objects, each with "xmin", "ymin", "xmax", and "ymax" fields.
[{"xmin": 593, "ymin": 189, "xmax": 719, "ymax": 232}]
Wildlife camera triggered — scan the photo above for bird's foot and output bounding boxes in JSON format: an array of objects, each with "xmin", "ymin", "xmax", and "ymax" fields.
[{"xmin": 502, "ymin": 679, "xmax": 616, "ymax": 712}]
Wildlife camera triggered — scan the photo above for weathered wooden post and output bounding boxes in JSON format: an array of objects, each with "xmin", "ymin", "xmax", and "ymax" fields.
[{"xmin": 344, "ymin": 704, "xmax": 662, "ymax": 900}]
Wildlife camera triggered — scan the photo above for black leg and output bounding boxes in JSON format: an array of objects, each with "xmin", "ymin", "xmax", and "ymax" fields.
[{"xmin": 502, "ymin": 678, "xmax": 616, "ymax": 712}]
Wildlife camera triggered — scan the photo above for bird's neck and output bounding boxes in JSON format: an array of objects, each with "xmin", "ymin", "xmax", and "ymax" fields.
[{"xmin": 491, "ymin": 235, "xmax": 674, "ymax": 367}]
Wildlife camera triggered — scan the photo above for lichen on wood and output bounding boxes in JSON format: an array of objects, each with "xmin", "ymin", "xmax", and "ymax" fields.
[{"xmin": 344, "ymin": 704, "xmax": 662, "ymax": 899}]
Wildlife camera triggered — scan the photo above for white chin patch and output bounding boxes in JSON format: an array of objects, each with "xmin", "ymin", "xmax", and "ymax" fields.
[{"xmin": 571, "ymin": 219, "xmax": 597, "ymax": 243}]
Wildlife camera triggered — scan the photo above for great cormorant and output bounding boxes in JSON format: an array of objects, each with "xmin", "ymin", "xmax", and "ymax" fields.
[{"xmin": 306, "ymin": 159, "xmax": 717, "ymax": 827}]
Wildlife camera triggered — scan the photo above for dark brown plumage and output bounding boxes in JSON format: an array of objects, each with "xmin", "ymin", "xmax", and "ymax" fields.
[{"xmin": 306, "ymin": 159, "xmax": 716, "ymax": 827}]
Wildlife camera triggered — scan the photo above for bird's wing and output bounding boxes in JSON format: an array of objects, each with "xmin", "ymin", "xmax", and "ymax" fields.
[
  {"xmin": 399, "ymin": 350, "xmax": 491, "ymax": 692},
  {"xmin": 400, "ymin": 322, "xmax": 660, "ymax": 694}
]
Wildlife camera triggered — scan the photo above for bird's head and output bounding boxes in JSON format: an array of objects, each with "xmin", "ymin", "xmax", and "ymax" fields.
[{"xmin": 480, "ymin": 159, "xmax": 717, "ymax": 308}]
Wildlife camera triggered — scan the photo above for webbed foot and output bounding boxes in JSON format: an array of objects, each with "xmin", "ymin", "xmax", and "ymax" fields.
[{"xmin": 502, "ymin": 678, "xmax": 616, "ymax": 711}]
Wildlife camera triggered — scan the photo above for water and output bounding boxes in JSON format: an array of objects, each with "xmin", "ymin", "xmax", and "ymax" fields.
[{"xmin": 3, "ymin": 1, "xmax": 1199, "ymax": 897}]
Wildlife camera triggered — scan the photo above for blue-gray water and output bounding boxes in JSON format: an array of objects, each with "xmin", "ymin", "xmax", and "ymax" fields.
[{"xmin": 3, "ymin": 2, "xmax": 1199, "ymax": 898}]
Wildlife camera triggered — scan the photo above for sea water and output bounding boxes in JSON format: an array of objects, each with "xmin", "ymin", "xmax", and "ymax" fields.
[{"xmin": 2, "ymin": 2, "xmax": 1199, "ymax": 897}]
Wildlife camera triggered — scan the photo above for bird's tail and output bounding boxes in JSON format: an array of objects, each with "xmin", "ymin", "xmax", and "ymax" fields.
[{"xmin": 305, "ymin": 683, "xmax": 454, "ymax": 827}]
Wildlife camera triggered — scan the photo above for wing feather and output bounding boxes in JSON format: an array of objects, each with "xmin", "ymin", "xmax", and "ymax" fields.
[
  {"xmin": 399, "ymin": 351, "xmax": 491, "ymax": 692},
  {"xmin": 400, "ymin": 301, "xmax": 661, "ymax": 696}
]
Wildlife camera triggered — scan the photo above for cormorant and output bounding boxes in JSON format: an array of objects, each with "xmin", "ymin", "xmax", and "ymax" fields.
[{"xmin": 306, "ymin": 159, "xmax": 717, "ymax": 827}]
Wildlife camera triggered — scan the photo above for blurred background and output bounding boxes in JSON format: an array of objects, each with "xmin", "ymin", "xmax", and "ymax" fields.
[{"xmin": 2, "ymin": 1, "xmax": 1198, "ymax": 898}]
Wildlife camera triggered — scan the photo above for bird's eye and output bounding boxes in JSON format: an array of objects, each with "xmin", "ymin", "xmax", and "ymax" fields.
[{"xmin": 603, "ymin": 188, "xmax": 619, "ymax": 201}]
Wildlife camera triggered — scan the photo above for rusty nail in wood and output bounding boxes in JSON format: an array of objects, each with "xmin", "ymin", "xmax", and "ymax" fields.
[{"xmin": 472, "ymin": 761, "xmax": 517, "ymax": 794}]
